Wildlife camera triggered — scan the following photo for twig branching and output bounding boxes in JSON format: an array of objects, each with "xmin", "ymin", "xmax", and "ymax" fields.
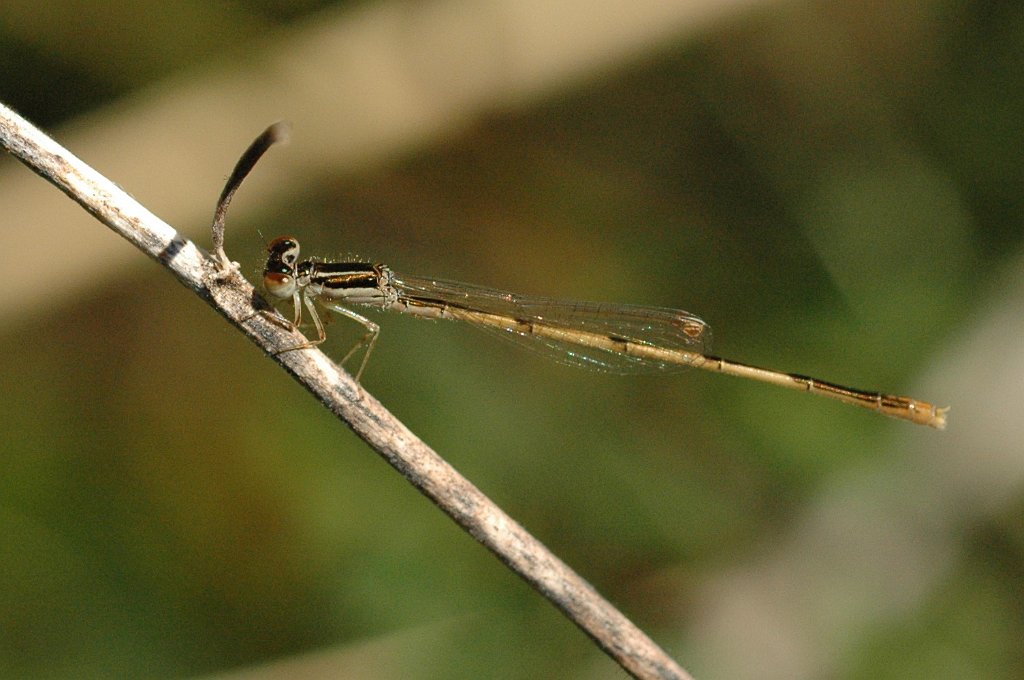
[
  {"xmin": 211, "ymin": 120, "xmax": 291, "ymax": 271},
  {"xmin": 0, "ymin": 104, "xmax": 693, "ymax": 680}
]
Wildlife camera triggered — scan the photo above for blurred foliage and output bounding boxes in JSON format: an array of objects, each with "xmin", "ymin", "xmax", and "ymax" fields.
[{"xmin": 1, "ymin": 1, "xmax": 1022, "ymax": 679}]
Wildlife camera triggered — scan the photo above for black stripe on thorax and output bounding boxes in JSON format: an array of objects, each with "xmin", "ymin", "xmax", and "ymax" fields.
[{"xmin": 311, "ymin": 262, "xmax": 382, "ymax": 291}]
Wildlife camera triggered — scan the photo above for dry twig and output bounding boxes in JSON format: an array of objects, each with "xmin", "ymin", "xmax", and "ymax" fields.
[{"xmin": 0, "ymin": 103, "xmax": 693, "ymax": 680}]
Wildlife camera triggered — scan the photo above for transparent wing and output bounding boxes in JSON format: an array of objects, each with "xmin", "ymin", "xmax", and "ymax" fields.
[{"xmin": 390, "ymin": 274, "xmax": 712, "ymax": 374}]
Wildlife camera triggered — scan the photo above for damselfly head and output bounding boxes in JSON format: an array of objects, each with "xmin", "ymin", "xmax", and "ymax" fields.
[{"xmin": 263, "ymin": 236, "xmax": 302, "ymax": 299}]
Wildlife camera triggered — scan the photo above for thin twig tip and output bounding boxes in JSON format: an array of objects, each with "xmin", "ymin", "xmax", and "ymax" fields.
[{"xmin": 266, "ymin": 120, "xmax": 292, "ymax": 145}]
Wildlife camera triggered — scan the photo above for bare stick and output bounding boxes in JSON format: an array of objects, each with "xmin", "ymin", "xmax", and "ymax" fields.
[{"xmin": 0, "ymin": 104, "xmax": 693, "ymax": 679}]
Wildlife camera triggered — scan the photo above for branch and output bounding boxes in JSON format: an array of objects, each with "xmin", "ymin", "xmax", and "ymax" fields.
[{"xmin": 0, "ymin": 102, "xmax": 694, "ymax": 680}]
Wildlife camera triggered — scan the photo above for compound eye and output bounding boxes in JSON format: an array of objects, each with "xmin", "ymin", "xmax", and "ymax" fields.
[
  {"xmin": 263, "ymin": 271, "xmax": 296, "ymax": 299},
  {"xmin": 267, "ymin": 236, "xmax": 300, "ymax": 266}
]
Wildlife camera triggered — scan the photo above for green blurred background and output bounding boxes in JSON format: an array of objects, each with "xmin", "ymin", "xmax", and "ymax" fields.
[{"xmin": 1, "ymin": 1, "xmax": 1022, "ymax": 678}]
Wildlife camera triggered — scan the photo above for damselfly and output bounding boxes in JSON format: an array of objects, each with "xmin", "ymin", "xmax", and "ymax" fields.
[{"xmin": 260, "ymin": 236, "xmax": 947, "ymax": 429}]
